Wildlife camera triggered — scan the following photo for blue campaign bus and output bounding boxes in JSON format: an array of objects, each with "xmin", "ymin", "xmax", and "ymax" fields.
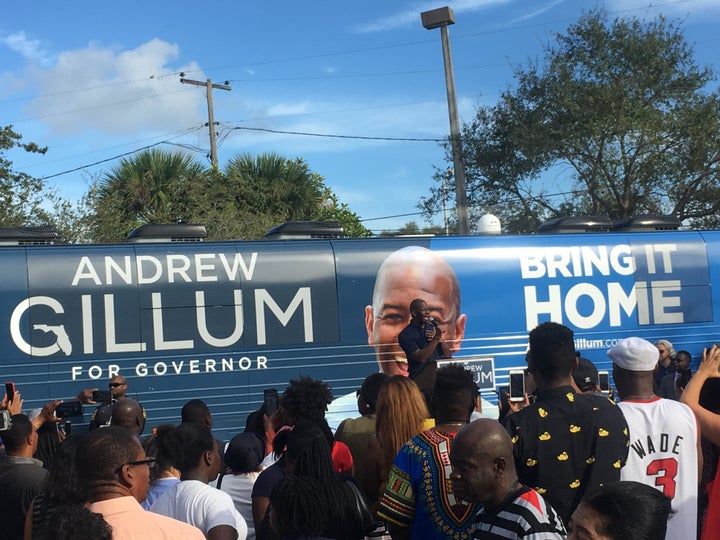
[{"xmin": 2, "ymin": 218, "xmax": 719, "ymax": 439}]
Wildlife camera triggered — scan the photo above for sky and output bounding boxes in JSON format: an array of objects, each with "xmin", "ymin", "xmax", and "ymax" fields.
[{"xmin": 2, "ymin": 0, "xmax": 719, "ymax": 234}]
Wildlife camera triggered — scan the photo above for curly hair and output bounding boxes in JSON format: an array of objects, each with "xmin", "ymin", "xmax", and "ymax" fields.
[
  {"xmin": 279, "ymin": 375, "xmax": 333, "ymax": 424},
  {"xmin": 433, "ymin": 363, "xmax": 476, "ymax": 417},
  {"xmin": 375, "ymin": 376, "xmax": 429, "ymax": 470},
  {"xmin": 36, "ymin": 504, "xmax": 112, "ymax": 540}
]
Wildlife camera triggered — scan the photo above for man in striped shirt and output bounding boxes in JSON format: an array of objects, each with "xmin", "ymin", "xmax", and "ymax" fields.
[{"xmin": 450, "ymin": 418, "xmax": 566, "ymax": 539}]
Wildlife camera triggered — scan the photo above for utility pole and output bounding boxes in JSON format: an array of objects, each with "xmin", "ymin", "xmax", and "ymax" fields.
[{"xmin": 180, "ymin": 77, "xmax": 231, "ymax": 168}]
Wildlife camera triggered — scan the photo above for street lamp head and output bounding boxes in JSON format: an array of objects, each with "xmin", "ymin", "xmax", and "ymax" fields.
[{"xmin": 421, "ymin": 6, "xmax": 455, "ymax": 30}]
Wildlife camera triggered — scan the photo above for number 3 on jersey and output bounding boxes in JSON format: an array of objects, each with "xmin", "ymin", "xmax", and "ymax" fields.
[{"xmin": 647, "ymin": 457, "xmax": 678, "ymax": 498}]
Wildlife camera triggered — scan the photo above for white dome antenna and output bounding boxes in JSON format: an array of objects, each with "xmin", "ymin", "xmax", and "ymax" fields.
[{"xmin": 477, "ymin": 214, "xmax": 501, "ymax": 235}]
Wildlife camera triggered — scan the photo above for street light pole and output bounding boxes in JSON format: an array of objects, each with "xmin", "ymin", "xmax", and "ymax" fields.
[{"xmin": 421, "ymin": 6, "xmax": 469, "ymax": 236}]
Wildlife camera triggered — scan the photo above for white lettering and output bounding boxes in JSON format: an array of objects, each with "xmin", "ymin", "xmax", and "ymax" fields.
[
  {"xmin": 136, "ymin": 363, "xmax": 148, "ymax": 376},
  {"xmin": 105, "ymin": 294, "xmax": 146, "ymax": 352},
  {"xmin": 152, "ymin": 293, "xmax": 194, "ymax": 350},
  {"xmin": 523, "ymin": 285, "xmax": 563, "ymax": 330},
  {"xmin": 189, "ymin": 360, "xmax": 199, "ymax": 373},
  {"xmin": 195, "ymin": 254, "xmax": 218, "ymax": 282},
  {"xmin": 81, "ymin": 295, "xmax": 94, "ymax": 354},
  {"xmin": 607, "ymin": 282, "xmax": 637, "ymax": 326},
  {"xmin": 71, "ymin": 257, "xmax": 102, "ymax": 286},
  {"xmin": 136, "ymin": 256, "xmax": 162, "ymax": 284},
  {"xmin": 105, "ymin": 256, "xmax": 133, "ymax": 285},
  {"xmin": 88, "ymin": 365, "xmax": 103, "ymax": 379},
  {"xmin": 652, "ymin": 280, "xmax": 683, "ymax": 324},
  {"xmin": 564, "ymin": 283, "xmax": 606, "ymax": 329},
  {"xmin": 255, "ymin": 288, "xmax": 313, "ymax": 345},
  {"xmin": 196, "ymin": 290, "xmax": 244, "ymax": 347},
  {"xmin": 219, "ymin": 252, "xmax": 258, "ymax": 281},
  {"xmin": 153, "ymin": 362, "xmax": 168, "ymax": 376},
  {"xmin": 167, "ymin": 255, "xmax": 191, "ymax": 283},
  {"xmin": 10, "ymin": 296, "xmax": 65, "ymax": 356},
  {"xmin": 71, "ymin": 366, "xmax": 82, "ymax": 380}
]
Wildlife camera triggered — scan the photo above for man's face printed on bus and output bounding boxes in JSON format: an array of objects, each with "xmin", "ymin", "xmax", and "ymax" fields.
[{"xmin": 365, "ymin": 247, "xmax": 466, "ymax": 376}]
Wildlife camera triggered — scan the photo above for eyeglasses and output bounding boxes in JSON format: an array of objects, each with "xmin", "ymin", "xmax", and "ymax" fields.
[
  {"xmin": 109, "ymin": 382, "xmax": 126, "ymax": 388},
  {"xmin": 115, "ymin": 456, "xmax": 156, "ymax": 474}
]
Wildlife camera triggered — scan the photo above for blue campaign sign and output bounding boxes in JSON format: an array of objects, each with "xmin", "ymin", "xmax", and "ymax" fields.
[{"xmin": 439, "ymin": 356, "xmax": 495, "ymax": 390}]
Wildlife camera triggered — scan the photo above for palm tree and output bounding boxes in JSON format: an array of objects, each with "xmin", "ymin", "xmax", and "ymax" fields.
[{"xmin": 89, "ymin": 149, "xmax": 207, "ymax": 241}]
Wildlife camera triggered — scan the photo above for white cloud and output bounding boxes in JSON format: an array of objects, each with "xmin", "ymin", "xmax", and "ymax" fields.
[
  {"xmin": 506, "ymin": 0, "xmax": 566, "ymax": 24},
  {"xmin": 1, "ymin": 31, "xmax": 54, "ymax": 65},
  {"xmin": 353, "ymin": 0, "xmax": 511, "ymax": 33},
  {"xmin": 24, "ymin": 39, "xmax": 205, "ymax": 136}
]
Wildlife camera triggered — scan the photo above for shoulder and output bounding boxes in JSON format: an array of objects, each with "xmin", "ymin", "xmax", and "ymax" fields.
[{"xmin": 149, "ymin": 512, "xmax": 206, "ymax": 538}]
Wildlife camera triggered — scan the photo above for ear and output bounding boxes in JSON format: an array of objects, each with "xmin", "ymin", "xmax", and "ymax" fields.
[
  {"xmin": 365, "ymin": 305, "xmax": 375, "ymax": 346},
  {"xmin": 451, "ymin": 314, "xmax": 467, "ymax": 353},
  {"xmin": 203, "ymin": 449, "xmax": 214, "ymax": 467},
  {"xmin": 493, "ymin": 457, "xmax": 506, "ymax": 477}
]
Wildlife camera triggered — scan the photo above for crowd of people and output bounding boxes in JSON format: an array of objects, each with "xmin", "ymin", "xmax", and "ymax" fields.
[{"xmin": 1, "ymin": 305, "xmax": 719, "ymax": 540}]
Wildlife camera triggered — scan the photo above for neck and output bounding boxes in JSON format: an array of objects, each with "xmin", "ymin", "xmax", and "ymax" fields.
[
  {"xmin": 485, "ymin": 479, "xmax": 522, "ymax": 513},
  {"xmin": 88, "ymin": 484, "xmax": 134, "ymax": 503},
  {"xmin": 535, "ymin": 375, "xmax": 573, "ymax": 392},
  {"xmin": 7, "ymin": 448, "xmax": 35, "ymax": 459},
  {"xmin": 181, "ymin": 469, "xmax": 210, "ymax": 483},
  {"xmin": 618, "ymin": 380, "xmax": 655, "ymax": 400}
]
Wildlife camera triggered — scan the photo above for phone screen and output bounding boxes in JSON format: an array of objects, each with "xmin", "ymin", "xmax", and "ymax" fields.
[
  {"xmin": 598, "ymin": 371, "xmax": 610, "ymax": 393},
  {"xmin": 509, "ymin": 371, "xmax": 526, "ymax": 401},
  {"xmin": 263, "ymin": 389, "xmax": 279, "ymax": 416},
  {"xmin": 5, "ymin": 382, "xmax": 15, "ymax": 402}
]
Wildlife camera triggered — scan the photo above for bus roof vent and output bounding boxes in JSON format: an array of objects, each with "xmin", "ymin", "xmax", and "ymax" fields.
[
  {"xmin": 265, "ymin": 221, "xmax": 345, "ymax": 240},
  {"xmin": 538, "ymin": 216, "xmax": 612, "ymax": 234},
  {"xmin": 611, "ymin": 215, "xmax": 681, "ymax": 232},
  {"xmin": 127, "ymin": 224, "xmax": 207, "ymax": 243},
  {"xmin": 0, "ymin": 225, "xmax": 59, "ymax": 246}
]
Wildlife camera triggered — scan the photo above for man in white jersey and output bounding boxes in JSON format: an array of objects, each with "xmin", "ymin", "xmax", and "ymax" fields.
[{"xmin": 608, "ymin": 337, "xmax": 701, "ymax": 540}]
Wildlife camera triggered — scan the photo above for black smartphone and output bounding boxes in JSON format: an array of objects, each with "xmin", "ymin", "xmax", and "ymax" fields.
[
  {"xmin": 263, "ymin": 388, "xmax": 279, "ymax": 416},
  {"xmin": 598, "ymin": 371, "xmax": 610, "ymax": 394},
  {"xmin": 5, "ymin": 382, "xmax": 16, "ymax": 402},
  {"xmin": 509, "ymin": 370, "xmax": 526, "ymax": 402},
  {"xmin": 92, "ymin": 390, "xmax": 112, "ymax": 404},
  {"xmin": 55, "ymin": 401, "xmax": 83, "ymax": 418}
]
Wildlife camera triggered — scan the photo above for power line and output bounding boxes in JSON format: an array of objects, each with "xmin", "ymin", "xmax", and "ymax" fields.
[{"xmin": 231, "ymin": 126, "xmax": 444, "ymax": 142}]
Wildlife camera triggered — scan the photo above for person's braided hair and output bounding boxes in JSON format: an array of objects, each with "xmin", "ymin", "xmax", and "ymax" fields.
[{"xmin": 270, "ymin": 475, "xmax": 330, "ymax": 537}]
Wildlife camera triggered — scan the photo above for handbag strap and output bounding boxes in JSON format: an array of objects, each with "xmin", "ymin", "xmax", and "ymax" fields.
[{"xmin": 345, "ymin": 480, "xmax": 372, "ymax": 528}]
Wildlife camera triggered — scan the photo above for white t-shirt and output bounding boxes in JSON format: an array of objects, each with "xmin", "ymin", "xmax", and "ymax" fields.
[
  {"xmin": 150, "ymin": 479, "xmax": 248, "ymax": 540},
  {"xmin": 218, "ymin": 472, "xmax": 260, "ymax": 540},
  {"xmin": 618, "ymin": 397, "xmax": 698, "ymax": 540}
]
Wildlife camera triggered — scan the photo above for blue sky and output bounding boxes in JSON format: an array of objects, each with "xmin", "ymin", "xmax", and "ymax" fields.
[{"xmin": 2, "ymin": 0, "xmax": 719, "ymax": 234}]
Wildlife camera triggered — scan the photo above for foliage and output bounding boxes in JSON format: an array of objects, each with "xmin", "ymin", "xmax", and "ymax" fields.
[
  {"xmin": 422, "ymin": 10, "xmax": 720, "ymax": 233},
  {"xmin": 0, "ymin": 125, "xmax": 52, "ymax": 226},
  {"xmin": 216, "ymin": 153, "xmax": 370, "ymax": 239},
  {"xmin": 86, "ymin": 149, "xmax": 370, "ymax": 242},
  {"xmin": 88, "ymin": 148, "xmax": 207, "ymax": 242}
]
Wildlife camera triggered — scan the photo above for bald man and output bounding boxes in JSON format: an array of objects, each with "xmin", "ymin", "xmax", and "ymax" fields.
[
  {"xmin": 450, "ymin": 418, "xmax": 566, "ymax": 539},
  {"xmin": 111, "ymin": 398, "xmax": 146, "ymax": 436},
  {"xmin": 365, "ymin": 246, "xmax": 466, "ymax": 376}
]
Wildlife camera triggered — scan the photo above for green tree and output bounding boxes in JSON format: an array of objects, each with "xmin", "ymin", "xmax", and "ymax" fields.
[
  {"xmin": 88, "ymin": 148, "xmax": 208, "ymax": 242},
  {"xmin": 0, "ymin": 125, "xmax": 52, "ymax": 225},
  {"xmin": 423, "ymin": 11, "xmax": 720, "ymax": 233},
  {"xmin": 218, "ymin": 153, "xmax": 370, "ymax": 239}
]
